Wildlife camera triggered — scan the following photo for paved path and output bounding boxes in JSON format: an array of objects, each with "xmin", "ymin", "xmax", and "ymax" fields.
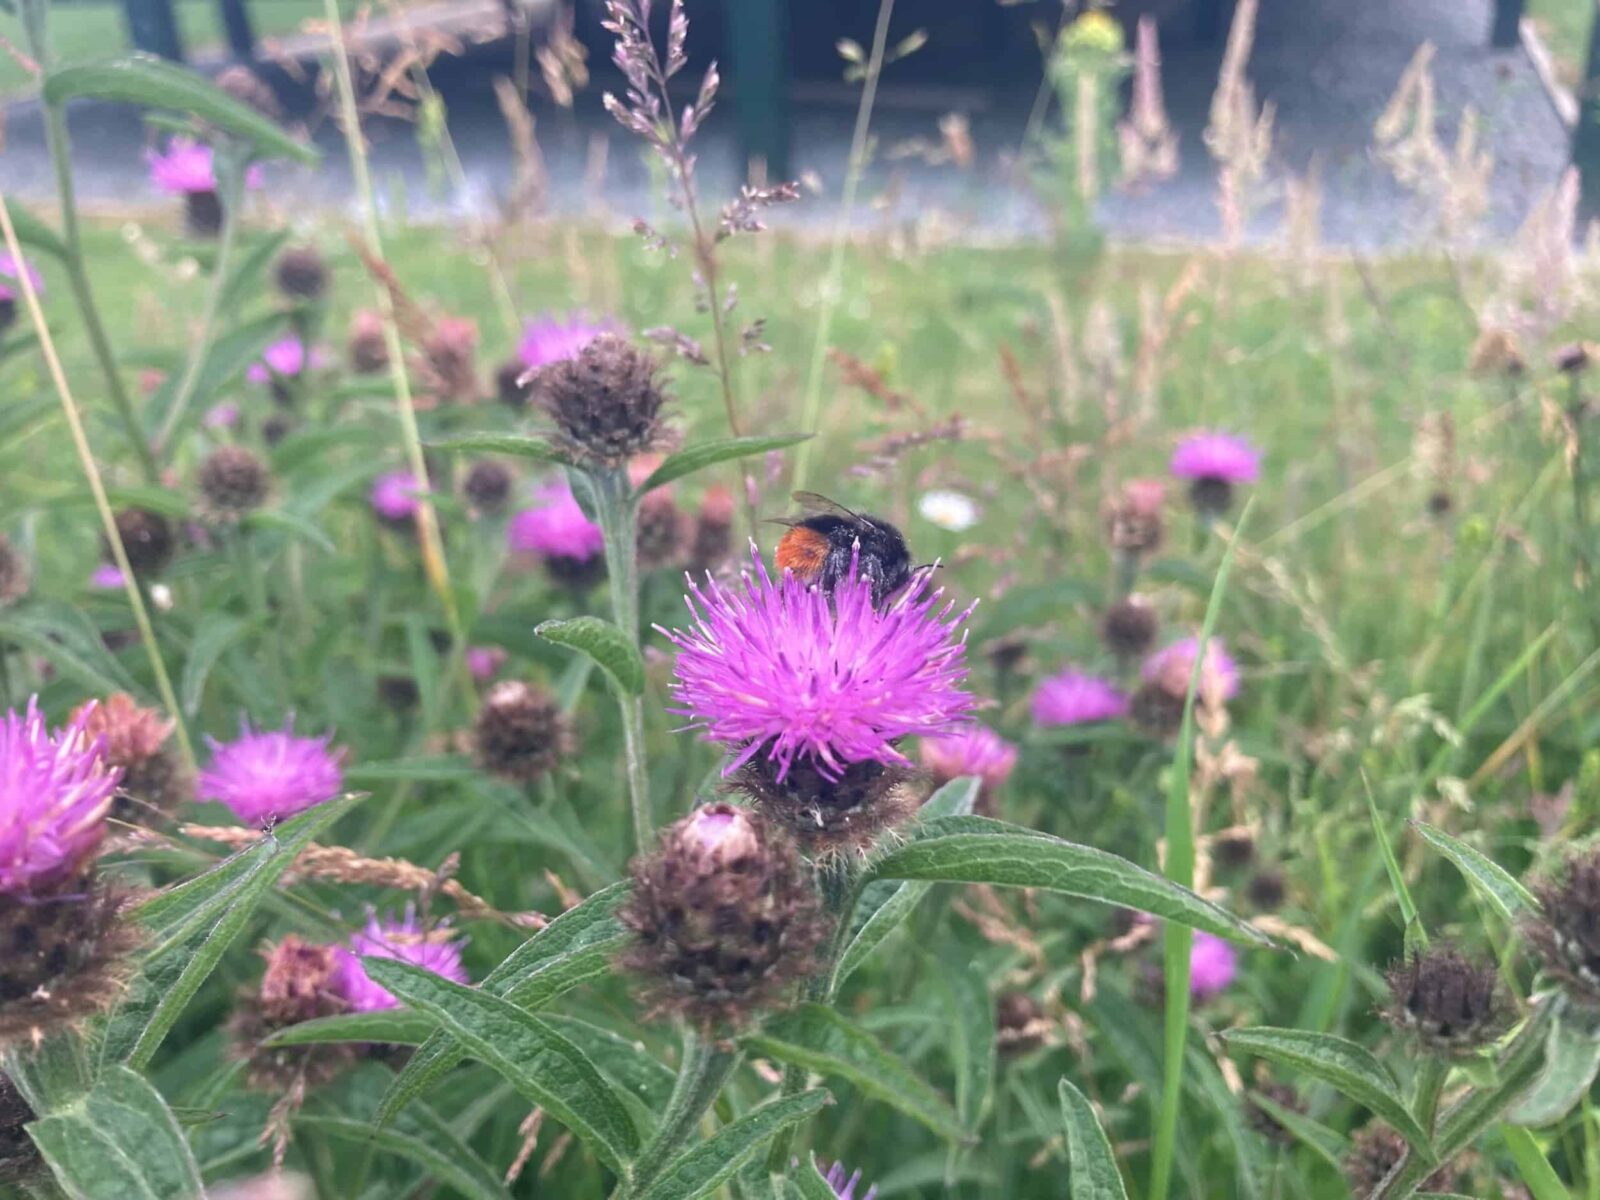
[{"xmin": 0, "ymin": 0, "xmax": 1574, "ymax": 247}]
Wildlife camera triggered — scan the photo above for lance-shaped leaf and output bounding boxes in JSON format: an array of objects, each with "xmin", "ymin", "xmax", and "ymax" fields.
[
  {"xmin": 6, "ymin": 201, "xmax": 67, "ymax": 261},
  {"xmin": 636, "ymin": 1090, "xmax": 831, "ymax": 1200},
  {"xmin": 790, "ymin": 1154, "xmax": 848, "ymax": 1200},
  {"xmin": 262, "ymin": 1008, "xmax": 438, "ymax": 1048},
  {"xmin": 1246, "ymin": 1089, "xmax": 1347, "ymax": 1171},
  {"xmin": 1412, "ymin": 821, "xmax": 1540, "ymax": 922},
  {"xmin": 299, "ymin": 1093, "xmax": 512, "ymax": 1200},
  {"xmin": 1220, "ymin": 1028, "xmax": 1435, "ymax": 1160},
  {"xmin": 0, "ymin": 600, "xmax": 142, "ymax": 697},
  {"xmin": 872, "ymin": 816, "xmax": 1272, "ymax": 947},
  {"xmin": 1508, "ymin": 1007, "xmax": 1600, "ymax": 1127},
  {"xmin": 362, "ymin": 957, "xmax": 640, "ymax": 1174},
  {"xmin": 1059, "ymin": 1078, "xmax": 1129, "ymax": 1200},
  {"xmin": 178, "ymin": 612, "xmax": 249, "ymax": 716},
  {"xmin": 633, "ymin": 433, "xmax": 811, "ymax": 496},
  {"xmin": 537, "ymin": 616, "xmax": 645, "ymax": 697},
  {"xmin": 744, "ymin": 1004, "xmax": 964, "ymax": 1142},
  {"xmin": 28, "ymin": 1067, "xmax": 204, "ymax": 1200},
  {"xmin": 430, "ymin": 432, "xmax": 566, "ymax": 462}
]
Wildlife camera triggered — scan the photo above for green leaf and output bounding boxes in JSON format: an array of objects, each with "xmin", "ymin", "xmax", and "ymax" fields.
[
  {"xmin": 28, "ymin": 1067, "xmax": 204, "ymax": 1200},
  {"xmin": 0, "ymin": 600, "xmax": 142, "ymax": 697},
  {"xmin": 431, "ymin": 432, "xmax": 566, "ymax": 462},
  {"xmin": 261, "ymin": 1009, "xmax": 438, "ymax": 1048},
  {"xmin": 946, "ymin": 963, "xmax": 995, "ymax": 1133},
  {"xmin": 42, "ymin": 57, "xmax": 315, "ymax": 164},
  {"xmin": 1245, "ymin": 1089, "xmax": 1346, "ymax": 1171},
  {"xmin": 219, "ymin": 229, "xmax": 292, "ymax": 311},
  {"xmin": 1058, "ymin": 1078, "xmax": 1129, "ymax": 1200},
  {"xmin": 1219, "ymin": 1028, "xmax": 1435, "ymax": 1160},
  {"xmin": 1366, "ymin": 776, "xmax": 1426, "ymax": 951},
  {"xmin": 1508, "ymin": 1008, "xmax": 1600, "ymax": 1126},
  {"xmin": 541, "ymin": 1016, "xmax": 678, "ymax": 1114},
  {"xmin": 143, "ymin": 314, "xmax": 282, "ymax": 444},
  {"xmin": 744, "ymin": 1004, "xmax": 964, "ymax": 1142},
  {"xmin": 633, "ymin": 433, "xmax": 811, "ymax": 496},
  {"xmin": 1412, "ymin": 820, "xmax": 1540, "ymax": 922},
  {"xmin": 378, "ymin": 882, "xmax": 629, "ymax": 1124},
  {"xmin": 636, "ymin": 1089, "xmax": 831, "ymax": 1200},
  {"xmin": 790, "ymin": 1154, "xmax": 845, "ymax": 1200},
  {"xmin": 242, "ymin": 508, "xmax": 336, "ymax": 554},
  {"xmin": 343, "ymin": 756, "xmax": 478, "ymax": 784},
  {"xmin": 299, "ymin": 1094, "xmax": 513, "ymax": 1200},
  {"xmin": 6, "ymin": 201, "xmax": 68, "ymax": 261},
  {"xmin": 537, "ymin": 616, "xmax": 645, "ymax": 697},
  {"xmin": 871, "ymin": 817, "xmax": 1273, "ymax": 947},
  {"xmin": 179, "ymin": 612, "xmax": 248, "ymax": 716},
  {"xmin": 1499, "ymin": 1123, "xmax": 1570, "ymax": 1200},
  {"xmin": 361, "ymin": 957, "xmax": 640, "ymax": 1173},
  {"xmin": 102, "ymin": 796, "xmax": 361, "ymax": 1069}
]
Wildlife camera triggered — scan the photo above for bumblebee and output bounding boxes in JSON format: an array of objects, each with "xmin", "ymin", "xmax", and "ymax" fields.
[{"xmin": 773, "ymin": 492, "xmax": 914, "ymax": 606}]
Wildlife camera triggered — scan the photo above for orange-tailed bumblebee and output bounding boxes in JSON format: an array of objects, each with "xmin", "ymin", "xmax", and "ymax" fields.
[{"xmin": 773, "ymin": 492, "xmax": 913, "ymax": 606}]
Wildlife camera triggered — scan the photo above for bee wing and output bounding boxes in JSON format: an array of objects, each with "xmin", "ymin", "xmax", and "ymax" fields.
[{"xmin": 791, "ymin": 491, "xmax": 861, "ymax": 521}]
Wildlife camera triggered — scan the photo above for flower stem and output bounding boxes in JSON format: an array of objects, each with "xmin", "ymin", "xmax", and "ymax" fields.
[
  {"xmin": 620, "ymin": 1027, "xmax": 738, "ymax": 1198},
  {"xmin": 1411, "ymin": 1055, "xmax": 1449, "ymax": 1138}
]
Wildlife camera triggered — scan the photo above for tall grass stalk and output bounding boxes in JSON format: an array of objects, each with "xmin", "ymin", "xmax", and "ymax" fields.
[{"xmin": 0, "ymin": 194, "xmax": 195, "ymax": 772}]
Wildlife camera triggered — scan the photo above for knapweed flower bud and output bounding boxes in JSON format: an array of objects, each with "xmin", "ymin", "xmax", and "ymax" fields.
[
  {"xmin": 0, "ymin": 1073, "xmax": 41, "ymax": 1184},
  {"xmin": 376, "ymin": 675, "xmax": 420, "ymax": 713},
  {"xmin": 1101, "ymin": 596, "xmax": 1159, "ymax": 660},
  {"xmin": 334, "ymin": 909, "xmax": 469, "ymax": 1012},
  {"xmin": 198, "ymin": 445, "xmax": 272, "ymax": 520},
  {"xmin": 348, "ymin": 310, "xmax": 390, "ymax": 374},
  {"xmin": 620, "ymin": 804, "xmax": 827, "ymax": 1028},
  {"xmin": 1554, "ymin": 342, "xmax": 1596, "ymax": 374},
  {"xmin": 108, "ymin": 507, "xmax": 176, "ymax": 576},
  {"xmin": 1103, "ymin": 478, "xmax": 1166, "ymax": 556},
  {"xmin": 532, "ymin": 334, "xmax": 670, "ymax": 467},
  {"xmin": 1344, "ymin": 1123, "xmax": 1457, "ymax": 1195},
  {"xmin": 1170, "ymin": 433, "xmax": 1261, "ymax": 517},
  {"xmin": 465, "ymin": 646, "xmax": 507, "ymax": 682},
  {"xmin": 230, "ymin": 936, "xmax": 354, "ymax": 1092},
  {"xmin": 688, "ymin": 484, "xmax": 736, "ymax": 575},
  {"xmin": 1211, "ymin": 829, "xmax": 1255, "ymax": 870},
  {"xmin": 146, "ymin": 137, "xmax": 259, "ymax": 238},
  {"xmin": 0, "ymin": 534, "xmax": 29, "ymax": 607},
  {"xmin": 519, "ymin": 313, "xmax": 615, "ymax": 371},
  {"xmin": 1382, "ymin": 947, "xmax": 1504, "ymax": 1055},
  {"xmin": 919, "ymin": 727, "xmax": 1018, "ymax": 815},
  {"xmin": 75, "ymin": 693, "xmax": 187, "ymax": 821},
  {"xmin": 197, "ymin": 719, "xmax": 345, "ymax": 825},
  {"xmin": 1189, "ymin": 931, "xmax": 1238, "ymax": 1001},
  {"xmin": 1527, "ymin": 848, "xmax": 1600, "ymax": 1008},
  {"xmin": 420, "ymin": 316, "xmax": 480, "ymax": 405},
  {"xmin": 995, "ymin": 990, "xmax": 1049, "ymax": 1056},
  {"xmin": 1248, "ymin": 868, "xmax": 1287, "ymax": 911},
  {"xmin": 463, "ymin": 460, "xmax": 513, "ymax": 516},
  {"xmin": 1138, "ymin": 637, "xmax": 1239, "ymax": 734},
  {"xmin": 1245, "ymin": 1080, "xmax": 1303, "ymax": 1146},
  {"xmin": 0, "ymin": 699, "xmax": 134, "ymax": 1046},
  {"xmin": 636, "ymin": 486, "xmax": 692, "ymax": 571},
  {"xmin": 0, "ymin": 253, "xmax": 43, "ymax": 338},
  {"xmin": 215, "ymin": 64, "xmax": 284, "ymax": 120},
  {"xmin": 370, "ymin": 470, "xmax": 426, "ymax": 531},
  {"xmin": 473, "ymin": 681, "xmax": 574, "ymax": 784},
  {"xmin": 274, "ymin": 246, "xmax": 329, "ymax": 302},
  {"xmin": 496, "ymin": 358, "xmax": 530, "ymax": 409}
]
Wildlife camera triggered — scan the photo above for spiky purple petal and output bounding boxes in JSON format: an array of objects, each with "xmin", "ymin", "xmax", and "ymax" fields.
[
  {"xmin": 197, "ymin": 719, "xmax": 344, "ymax": 825},
  {"xmin": 335, "ymin": 908, "xmax": 469, "ymax": 1012},
  {"xmin": 0, "ymin": 698, "xmax": 119, "ymax": 894},
  {"xmin": 1169, "ymin": 432, "xmax": 1261, "ymax": 484}
]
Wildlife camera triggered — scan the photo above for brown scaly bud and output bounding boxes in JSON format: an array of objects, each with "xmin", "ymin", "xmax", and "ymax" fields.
[
  {"xmin": 376, "ymin": 675, "xmax": 420, "ymax": 713},
  {"xmin": 473, "ymin": 681, "xmax": 575, "ymax": 784},
  {"xmin": 1526, "ymin": 848, "xmax": 1600, "ymax": 1009},
  {"xmin": 229, "ymin": 937, "xmax": 355, "ymax": 1092},
  {"xmin": 1247, "ymin": 869, "xmax": 1287, "ymax": 911},
  {"xmin": 420, "ymin": 316, "xmax": 480, "ymax": 405},
  {"xmin": 1211, "ymin": 829, "xmax": 1255, "ymax": 871},
  {"xmin": 184, "ymin": 191, "xmax": 224, "ymax": 238},
  {"xmin": 1468, "ymin": 328, "xmax": 1525, "ymax": 377},
  {"xmin": 74, "ymin": 693, "xmax": 187, "ymax": 822},
  {"xmin": 1553, "ymin": 342, "xmax": 1596, "ymax": 374},
  {"xmin": 274, "ymin": 246, "xmax": 329, "ymax": 302},
  {"xmin": 734, "ymin": 756, "xmax": 922, "ymax": 854},
  {"xmin": 1103, "ymin": 478, "xmax": 1166, "ymax": 556},
  {"xmin": 496, "ymin": 358, "xmax": 531, "ymax": 409},
  {"xmin": 463, "ymin": 460, "xmax": 513, "ymax": 516},
  {"xmin": 620, "ymin": 804, "xmax": 828, "ymax": 1029},
  {"xmin": 261, "ymin": 413, "xmax": 293, "ymax": 446},
  {"xmin": 348, "ymin": 310, "xmax": 390, "ymax": 375},
  {"xmin": 0, "ymin": 1073, "xmax": 42, "ymax": 1185},
  {"xmin": 1128, "ymin": 681, "xmax": 1186, "ymax": 740},
  {"xmin": 198, "ymin": 445, "xmax": 272, "ymax": 521},
  {"xmin": 637, "ymin": 488, "xmax": 692, "ymax": 571},
  {"xmin": 0, "ymin": 534, "xmax": 29, "ymax": 607},
  {"xmin": 1344, "ymin": 1122, "xmax": 1457, "ymax": 1195},
  {"xmin": 1426, "ymin": 490, "xmax": 1454, "ymax": 519},
  {"xmin": 215, "ymin": 65, "xmax": 284, "ymax": 121},
  {"xmin": 995, "ymin": 991, "xmax": 1050, "ymax": 1056},
  {"xmin": 688, "ymin": 484, "xmax": 736, "ymax": 575},
  {"xmin": 1381, "ymin": 947, "xmax": 1505, "ymax": 1055},
  {"xmin": 107, "ymin": 508, "xmax": 175, "ymax": 577},
  {"xmin": 532, "ymin": 334, "xmax": 670, "ymax": 468},
  {"xmin": 1245, "ymin": 1080, "xmax": 1303, "ymax": 1146},
  {"xmin": 1101, "ymin": 596, "xmax": 1159, "ymax": 660},
  {"xmin": 0, "ymin": 295, "xmax": 15, "ymax": 337}
]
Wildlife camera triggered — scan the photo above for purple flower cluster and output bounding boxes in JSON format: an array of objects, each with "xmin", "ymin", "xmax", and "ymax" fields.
[
  {"xmin": 0, "ymin": 698, "xmax": 120, "ymax": 895},
  {"xmin": 1143, "ymin": 636, "xmax": 1239, "ymax": 702},
  {"xmin": 335, "ymin": 909, "xmax": 469, "ymax": 1012},
  {"xmin": 0, "ymin": 252, "xmax": 43, "ymax": 303},
  {"xmin": 247, "ymin": 336, "xmax": 327, "ymax": 384},
  {"xmin": 196, "ymin": 719, "xmax": 345, "ymax": 825},
  {"xmin": 518, "ymin": 314, "xmax": 617, "ymax": 370},
  {"xmin": 146, "ymin": 137, "xmax": 263, "ymax": 194},
  {"xmin": 663, "ymin": 548, "xmax": 975, "ymax": 781},
  {"xmin": 370, "ymin": 470, "xmax": 425, "ymax": 523},
  {"xmin": 822, "ymin": 1163, "xmax": 878, "ymax": 1200},
  {"xmin": 1169, "ymin": 433, "xmax": 1261, "ymax": 484},
  {"xmin": 507, "ymin": 480, "xmax": 605, "ymax": 561},
  {"xmin": 919, "ymin": 727, "xmax": 1018, "ymax": 792},
  {"xmin": 1032, "ymin": 670, "xmax": 1129, "ymax": 727},
  {"xmin": 1189, "ymin": 931, "xmax": 1239, "ymax": 1000}
]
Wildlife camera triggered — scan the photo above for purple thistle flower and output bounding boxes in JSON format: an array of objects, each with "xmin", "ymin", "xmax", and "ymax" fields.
[
  {"xmin": 919, "ymin": 726, "xmax": 1018, "ymax": 792},
  {"xmin": 0, "ymin": 252, "xmax": 44, "ymax": 302},
  {"xmin": 1031, "ymin": 670, "xmax": 1129, "ymax": 727},
  {"xmin": 1169, "ymin": 432, "xmax": 1261, "ymax": 484},
  {"xmin": 518, "ymin": 313, "xmax": 618, "ymax": 370},
  {"xmin": 146, "ymin": 137, "xmax": 264, "ymax": 194},
  {"xmin": 246, "ymin": 336, "xmax": 326, "ymax": 384},
  {"xmin": 661, "ymin": 547, "xmax": 975, "ymax": 782},
  {"xmin": 464, "ymin": 646, "xmax": 507, "ymax": 681},
  {"xmin": 1189, "ymin": 931, "xmax": 1239, "ymax": 1000},
  {"xmin": 0, "ymin": 698, "xmax": 120, "ymax": 895},
  {"xmin": 335, "ymin": 907, "xmax": 468, "ymax": 1012},
  {"xmin": 90, "ymin": 563, "xmax": 126, "ymax": 590},
  {"xmin": 202, "ymin": 401, "xmax": 241, "ymax": 431},
  {"xmin": 823, "ymin": 1163, "xmax": 878, "ymax": 1200},
  {"xmin": 370, "ymin": 470, "xmax": 425, "ymax": 523},
  {"xmin": 1143, "ymin": 636, "xmax": 1240, "ymax": 702},
  {"xmin": 196, "ymin": 719, "xmax": 345, "ymax": 825},
  {"xmin": 507, "ymin": 480, "xmax": 604, "ymax": 561}
]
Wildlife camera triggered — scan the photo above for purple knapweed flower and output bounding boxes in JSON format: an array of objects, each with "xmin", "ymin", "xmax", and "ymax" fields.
[
  {"xmin": 1143, "ymin": 636, "xmax": 1240, "ymax": 703},
  {"xmin": 90, "ymin": 563, "xmax": 125, "ymax": 590},
  {"xmin": 202, "ymin": 401, "xmax": 241, "ymax": 431},
  {"xmin": 0, "ymin": 698, "xmax": 120, "ymax": 895},
  {"xmin": 146, "ymin": 137, "xmax": 263, "ymax": 194},
  {"xmin": 661, "ymin": 546, "xmax": 975, "ymax": 782},
  {"xmin": 823, "ymin": 1163, "xmax": 878, "ymax": 1200},
  {"xmin": 1031, "ymin": 670, "xmax": 1129, "ymax": 726},
  {"xmin": 246, "ymin": 336, "xmax": 326, "ymax": 384},
  {"xmin": 507, "ymin": 480, "xmax": 604, "ymax": 561},
  {"xmin": 196, "ymin": 719, "xmax": 345, "ymax": 825},
  {"xmin": 1189, "ymin": 931, "xmax": 1239, "ymax": 1000},
  {"xmin": 335, "ymin": 908, "xmax": 468, "ymax": 1012},
  {"xmin": 919, "ymin": 727, "xmax": 1018, "ymax": 793},
  {"xmin": 518, "ymin": 313, "xmax": 617, "ymax": 370},
  {"xmin": 1169, "ymin": 432, "xmax": 1261, "ymax": 484},
  {"xmin": 0, "ymin": 252, "xmax": 44, "ymax": 302},
  {"xmin": 465, "ymin": 646, "xmax": 507, "ymax": 681},
  {"xmin": 370, "ymin": 470, "xmax": 425, "ymax": 524}
]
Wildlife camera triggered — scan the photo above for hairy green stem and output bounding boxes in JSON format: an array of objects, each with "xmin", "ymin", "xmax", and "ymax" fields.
[
  {"xmin": 620, "ymin": 1028, "xmax": 739, "ymax": 1198},
  {"xmin": 1411, "ymin": 1055, "xmax": 1449, "ymax": 1137}
]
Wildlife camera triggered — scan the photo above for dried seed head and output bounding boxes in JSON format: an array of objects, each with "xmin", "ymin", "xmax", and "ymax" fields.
[
  {"xmin": 198, "ymin": 446, "xmax": 272, "ymax": 520},
  {"xmin": 473, "ymin": 681, "xmax": 575, "ymax": 784},
  {"xmin": 420, "ymin": 317, "xmax": 480, "ymax": 405},
  {"xmin": 0, "ymin": 535, "xmax": 29, "ymax": 607},
  {"xmin": 636, "ymin": 488, "xmax": 691, "ymax": 571},
  {"xmin": 1426, "ymin": 489, "xmax": 1454, "ymax": 519},
  {"xmin": 1553, "ymin": 342, "xmax": 1596, "ymax": 374},
  {"xmin": 215, "ymin": 65, "xmax": 284, "ymax": 120},
  {"xmin": 1211, "ymin": 829, "xmax": 1255, "ymax": 871},
  {"xmin": 184, "ymin": 190, "xmax": 224, "ymax": 238},
  {"xmin": 1187, "ymin": 475, "xmax": 1235, "ymax": 517},
  {"xmin": 0, "ymin": 1073, "xmax": 41, "ymax": 1185},
  {"xmin": 532, "ymin": 334, "xmax": 670, "ymax": 467},
  {"xmin": 1247, "ymin": 868, "xmax": 1287, "ymax": 911},
  {"xmin": 73, "ymin": 693, "xmax": 185, "ymax": 822},
  {"xmin": 1101, "ymin": 596, "xmax": 1159, "ymax": 660},
  {"xmin": 348, "ymin": 310, "xmax": 390, "ymax": 375},
  {"xmin": 463, "ymin": 460, "xmax": 513, "ymax": 516},
  {"xmin": 620, "ymin": 804, "xmax": 828, "ymax": 1029},
  {"xmin": 995, "ymin": 991, "xmax": 1049, "ymax": 1056},
  {"xmin": 1381, "ymin": 947, "xmax": 1504, "ymax": 1054},
  {"xmin": 687, "ymin": 484, "xmax": 736, "ymax": 575},
  {"xmin": 1128, "ymin": 680, "xmax": 1186, "ymax": 739},
  {"xmin": 1527, "ymin": 848, "xmax": 1600, "ymax": 1008},
  {"xmin": 1344, "ymin": 1123, "xmax": 1457, "ymax": 1195},
  {"xmin": 262, "ymin": 414, "xmax": 293, "ymax": 446},
  {"xmin": 107, "ymin": 508, "xmax": 175, "ymax": 577},
  {"xmin": 734, "ymin": 756, "xmax": 922, "ymax": 854},
  {"xmin": 230, "ymin": 936, "xmax": 355, "ymax": 1092},
  {"xmin": 496, "ymin": 358, "xmax": 531, "ymax": 409},
  {"xmin": 1103, "ymin": 478, "xmax": 1166, "ymax": 556},
  {"xmin": 274, "ymin": 246, "xmax": 329, "ymax": 302}
]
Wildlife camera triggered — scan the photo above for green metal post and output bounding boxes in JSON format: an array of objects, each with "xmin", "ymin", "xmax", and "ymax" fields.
[
  {"xmin": 121, "ymin": 0, "xmax": 186, "ymax": 60},
  {"xmin": 1491, "ymin": 0, "xmax": 1524, "ymax": 47},
  {"xmin": 218, "ymin": 0, "xmax": 257, "ymax": 60},
  {"xmin": 1574, "ymin": 0, "xmax": 1600, "ymax": 210},
  {"xmin": 724, "ymin": 0, "xmax": 789, "ymax": 179}
]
